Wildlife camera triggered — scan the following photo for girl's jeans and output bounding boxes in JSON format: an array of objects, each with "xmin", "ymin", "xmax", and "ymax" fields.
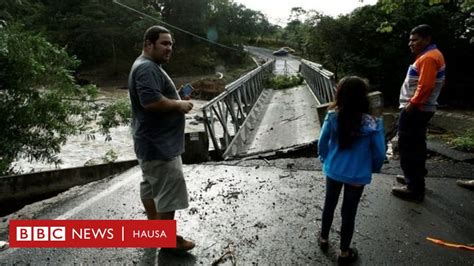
[{"xmin": 321, "ymin": 178, "xmax": 365, "ymax": 251}]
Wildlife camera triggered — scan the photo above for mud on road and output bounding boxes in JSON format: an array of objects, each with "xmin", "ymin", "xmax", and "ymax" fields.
[{"xmin": 1, "ymin": 155, "xmax": 473, "ymax": 265}]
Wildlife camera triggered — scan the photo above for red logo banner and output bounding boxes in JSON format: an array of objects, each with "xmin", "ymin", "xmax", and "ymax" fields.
[{"xmin": 9, "ymin": 220, "xmax": 176, "ymax": 248}]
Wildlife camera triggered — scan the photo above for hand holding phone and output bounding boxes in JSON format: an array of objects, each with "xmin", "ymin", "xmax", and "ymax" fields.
[{"xmin": 179, "ymin": 84, "xmax": 194, "ymax": 99}]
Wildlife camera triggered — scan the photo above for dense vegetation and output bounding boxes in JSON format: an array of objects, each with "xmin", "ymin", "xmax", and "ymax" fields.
[
  {"xmin": 0, "ymin": 22, "xmax": 99, "ymax": 174},
  {"xmin": 277, "ymin": 0, "xmax": 473, "ymax": 107},
  {"xmin": 0, "ymin": 0, "xmax": 472, "ymax": 174},
  {"xmin": 0, "ymin": 0, "xmax": 277, "ymax": 78}
]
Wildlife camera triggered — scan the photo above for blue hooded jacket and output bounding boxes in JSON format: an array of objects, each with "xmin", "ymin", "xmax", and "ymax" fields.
[{"xmin": 318, "ymin": 111, "xmax": 386, "ymax": 185}]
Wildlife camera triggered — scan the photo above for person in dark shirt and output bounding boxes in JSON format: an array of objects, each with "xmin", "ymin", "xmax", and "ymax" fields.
[{"xmin": 128, "ymin": 25, "xmax": 194, "ymax": 251}]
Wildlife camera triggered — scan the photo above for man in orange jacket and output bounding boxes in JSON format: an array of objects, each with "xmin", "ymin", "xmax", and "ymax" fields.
[{"xmin": 392, "ymin": 24, "xmax": 446, "ymax": 202}]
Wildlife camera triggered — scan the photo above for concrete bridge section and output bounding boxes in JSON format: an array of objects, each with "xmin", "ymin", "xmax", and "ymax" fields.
[
  {"xmin": 229, "ymin": 85, "xmax": 320, "ymax": 158},
  {"xmin": 0, "ymin": 160, "xmax": 139, "ymax": 216}
]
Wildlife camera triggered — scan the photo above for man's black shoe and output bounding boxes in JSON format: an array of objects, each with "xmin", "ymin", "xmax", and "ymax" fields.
[
  {"xmin": 456, "ymin": 179, "xmax": 474, "ymax": 190},
  {"xmin": 392, "ymin": 186, "xmax": 424, "ymax": 203},
  {"xmin": 396, "ymin": 175, "xmax": 406, "ymax": 185}
]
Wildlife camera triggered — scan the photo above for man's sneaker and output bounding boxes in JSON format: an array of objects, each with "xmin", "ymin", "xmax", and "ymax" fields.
[
  {"xmin": 396, "ymin": 175, "xmax": 406, "ymax": 185},
  {"xmin": 456, "ymin": 179, "xmax": 474, "ymax": 190},
  {"xmin": 176, "ymin": 235, "xmax": 195, "ymax": 251},
  {"xmin": 162, "ymin": 236, "xmax": 195, "ymax": 253},
  {"xmin": 392, "ymin": 186, "xmax": 424, "ymax": 203}
]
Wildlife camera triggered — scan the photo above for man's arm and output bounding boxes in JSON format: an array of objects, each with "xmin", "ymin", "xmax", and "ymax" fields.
[
  {"xmin": 144, "ymin": 96, "xmax": 193, "ymax": 114},
  {"xmin": 408, "ymin": 56, "xmax": 439, "ymax": 111}
]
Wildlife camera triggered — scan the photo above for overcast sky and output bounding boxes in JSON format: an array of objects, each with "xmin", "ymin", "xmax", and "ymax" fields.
[{"xmin": 233, "ymin": 0, "xmax": 378, "ymax": 26}]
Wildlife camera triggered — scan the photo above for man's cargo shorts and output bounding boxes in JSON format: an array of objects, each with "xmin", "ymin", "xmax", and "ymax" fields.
[{"xmin": 138, "ymin": 156, "xmax": 189, "ymax": 212}]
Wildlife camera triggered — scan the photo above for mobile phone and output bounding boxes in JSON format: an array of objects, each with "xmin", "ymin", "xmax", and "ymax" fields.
[{"xmin": 180, "ymin": 84, "xmax": 194, "ymax": 97}]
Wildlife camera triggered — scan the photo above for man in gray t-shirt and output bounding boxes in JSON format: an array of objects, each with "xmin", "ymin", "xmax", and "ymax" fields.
[
  {"xmin": 129, "ymin": 55, "xmax": 185, "ymax": 160},
  {"xmin": 128, "ymin": 25, "xmax": 195, "ymax": 251}
]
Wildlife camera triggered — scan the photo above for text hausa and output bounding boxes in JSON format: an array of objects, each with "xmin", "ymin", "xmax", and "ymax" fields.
[{"xmin": 132, "ymin": 230, "xmax": 167, "ymax": 239}]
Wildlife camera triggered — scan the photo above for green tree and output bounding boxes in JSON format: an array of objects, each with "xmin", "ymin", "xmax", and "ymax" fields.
[
  {"xmin": 208, "ymin": 0, "xmax": 273, "ymax": 43},
  {"xmin": 156, "ymin": 0, "xmax": 210, "ymax": 39},
  {"xmin": 305, "ymin": 15, "xmax": 352, "ymax": 80},
  {"xmin": 1, "ymin": 0, "xmax": 159, "ymax": 71},
  {"xmin": 0, "ymin": 22, "xmax": 100, "ymax": 175}
]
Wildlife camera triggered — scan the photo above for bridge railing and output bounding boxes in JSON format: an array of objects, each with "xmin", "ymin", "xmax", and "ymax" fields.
[
  {"xmin": 300, "ymin": 59, "xmax": 336, "ymax": 105},
  {"xmin": 201, "ymin": 60, "xmax": 275, "ymax": 159},
  {"xmin": 300, "ymin": 59, "xmax": 384, "ymax": 128}
]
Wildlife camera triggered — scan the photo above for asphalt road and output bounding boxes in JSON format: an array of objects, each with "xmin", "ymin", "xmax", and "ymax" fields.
[
  {"xmin": 1, "ymin": 156, "xmax": 473, "ymax": 265},
  {"xmin": 245, "ymin": 46, "xmax": 301, "ymax": 75}
]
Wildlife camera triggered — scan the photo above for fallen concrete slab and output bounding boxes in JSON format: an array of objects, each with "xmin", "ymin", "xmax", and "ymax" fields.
[
  {"xmin": 428, "ymin": 139, "xmax": 474, "ymax": 162},
  {"xmin": 0, "ymin": 160, "xmax": 138, "ymax": 216},
  {"xmin": 231, "ymin": 85, "xmax": 320, "ymax": 158}
]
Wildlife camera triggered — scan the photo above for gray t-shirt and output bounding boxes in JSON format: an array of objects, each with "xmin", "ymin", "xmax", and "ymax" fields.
[{"xmin": 128, "ymin": 55, "xmax": 184, "ymax": 161}]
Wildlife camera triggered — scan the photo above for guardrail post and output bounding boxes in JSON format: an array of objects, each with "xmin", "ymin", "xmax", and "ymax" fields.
[
  {"xmin": 316, "ymin": 102, "xmax": 332, "ymax": 127},
  {"xmin": 368, "ymin": 91, "xmax": 384, "ymax": 117},
  {"xmin": 301, "ymin": 59, "xmax": 384, "ymax": 129},
  {"xmin": 183, "ymin": 132, "xmax": 209, "ymax": 163}
]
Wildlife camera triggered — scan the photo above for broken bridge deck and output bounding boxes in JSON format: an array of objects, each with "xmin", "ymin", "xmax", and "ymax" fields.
[{"xmin": 229, "ymin": 84, "xmax": 321, "ymax": 158}]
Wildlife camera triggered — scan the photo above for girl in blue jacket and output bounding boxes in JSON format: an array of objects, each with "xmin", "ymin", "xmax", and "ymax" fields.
[{"xmin": 317, "ymin": 76, "xmax": 385, "ymax": 264}]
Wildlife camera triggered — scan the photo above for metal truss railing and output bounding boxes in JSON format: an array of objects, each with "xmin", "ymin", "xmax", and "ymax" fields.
[
  {"xmin": 300, "ymin": 59, "xmax": 336, "ymax": 104},
  {"xmin": 200, "ymin": 60, "xmax": 275, "ymax": 160}
]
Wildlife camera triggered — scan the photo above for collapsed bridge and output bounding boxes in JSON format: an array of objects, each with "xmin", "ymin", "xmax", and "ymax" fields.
[{"xmin": 196, "ymin": 47, "xmax": 384, "ymax": 161}]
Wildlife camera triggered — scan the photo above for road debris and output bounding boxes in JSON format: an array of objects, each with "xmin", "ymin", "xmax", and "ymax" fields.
[
  {"xmin": 212, "ymin": 243, "xmax": 236, "ymax": 266},
  {"xmin": 281, "ymin": 114, "xmax": 305, "ymax": 124}
]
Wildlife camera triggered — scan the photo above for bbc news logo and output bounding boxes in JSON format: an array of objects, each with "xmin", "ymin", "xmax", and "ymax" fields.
[
  {"xmin": 9, "ymin": 220, "xmax": 176, "ymax": 248},
  {"xmin": 16, "ymin": 227, "xmax": 113, "ymax": 241},
  {"xmin": 17, "ymin": 226, "xmax": 66, "ymax": 241}
]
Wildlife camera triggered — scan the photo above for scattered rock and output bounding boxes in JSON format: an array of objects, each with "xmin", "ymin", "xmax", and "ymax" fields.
[
  {"xmin": 188, "ymin": 207, "xmax": 199, "ymax": 215},
  {"xmin": 254, "ymin": 222, "xmax": 267, "ymax": 229}
]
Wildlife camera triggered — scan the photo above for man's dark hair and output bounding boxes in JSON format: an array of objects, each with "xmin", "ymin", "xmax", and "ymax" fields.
[
  {"xmin": 410, "ymin": 24, "xmax": 432, "ymax": 39},
  {"xmin": 143, "ymin": 25, "xmax": 170, "ymax": 45}
]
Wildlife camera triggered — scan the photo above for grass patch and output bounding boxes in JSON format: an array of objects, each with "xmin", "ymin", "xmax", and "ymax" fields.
[
  {"xmin": 266, "ymin": 74, "xmax": 304, "ymax": 89},
  {"xmin": 429, "ymin": 129, "xmax": 474, "ymax": 152},
  {"xmin": 448, "ymin": 129, "xmax": 474, "ymax": 152}
]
